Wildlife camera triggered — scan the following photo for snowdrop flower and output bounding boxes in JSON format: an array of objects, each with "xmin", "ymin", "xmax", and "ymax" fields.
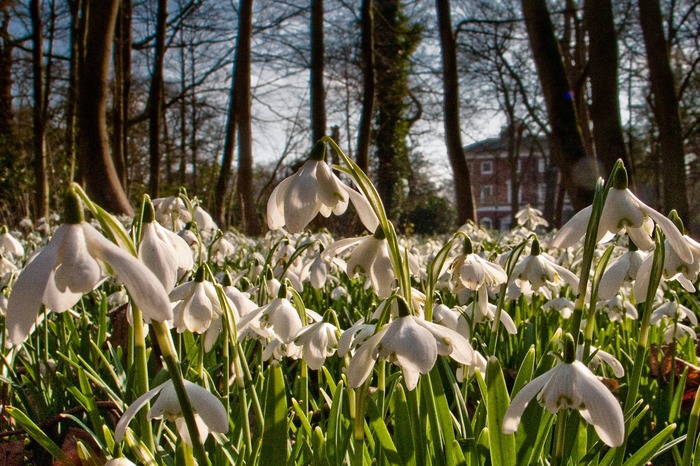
[
  {"xmin": 267, "ymin": 142, "xmax": 351, "ymax": 233},
  {"xmin": 596, "ymin": 296, "xmax": 638, "ymax": 321},
  {"xmin": 139, "ymin": 199, "xmax": 194, "ymax": 292},
  {"xmin": 598, "ymin": 248, "xmax": 647, "ymax": 300},
  {"xmin": 210, "ymin": 235, "xmax": 235, "ymax": 265},
  {"xmin": 193, "ymin": 204, "xmax": 217, "ymax": 239},
  {"xmin": 577, "ymin": 346, "xmax": 624, "ymax": 378},
  {"xmin": 663, "ymin": 322, "xmax": 697, "ymax": 343},
  {"xmin": 543, "ymin": 297, "xmax": 575, "ymax": 318},
  {"xmin": 238, "ymin": 296, "xmax": 302, "ymax": 344},
  {"xmin": 338, "ymin": 319, "xmax": 375, "ymax": 357},
  {"xmin": 114, "ymin": 379, "xmax": 228, "ymax": 447},
  {"xmin": 0, "ymin": 227, "xmax": 24, "ymax": 257},
  {"xmin": 651, "ymin": 300, "xmax": 698, "ymax": 326},
  {"xmin": 634, "ymin": 233, "xmax": 700, "ymax": 301},
  {"xmin": 552, "ymin": 166, "xmax": 692, "ymax": 263},
  {"xmin": 509, "ymin": 238, "xmax": 579, "ymax": 294},
  {"xmin": 295, "ymin": 319, "xmax": 339, "ymax": 370},
  {"xmin": 515, "ymin": 205, "xmax": 549, "ymax": 230},
  {"xmin": 503, "ymin": 335, "xmax": 624, "ymax": 447},
  {"xmin": 152, "ymin": 195, "xmax": 191, "ymax": 231},
  {"xmin": 6, "ymin": 192, "xmax": 172, "ymax": 345},
  {"xmin": 170, "ymin": 269, "xmax": 224, "ymax": 333},
  {"xmin": 347, "ymin": 303, "xmax": 474, "ymax": 390}
]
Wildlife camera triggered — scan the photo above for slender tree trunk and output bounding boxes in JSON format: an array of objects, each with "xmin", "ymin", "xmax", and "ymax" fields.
[
  {"xmin": 112, "ymin": 0, "xmax": 131, "ymax": 189},
  {"xmin": 77, "ymin": 0, "xmax": 133, "ymax": 215},
  {"xmin": 0, "ymin": 10, "xmax": 12, "ymax": 139},
  {"xmin": 638, "ymin": 0, "xmax": 688, "ymax": 220},
  {"xmin": 234, "ymin": 0, "xmax": 259, "ymax": 234},
  {"xmin": 214, "ymin": 73, "xmax": 237, "ymax": 226},
  {"xmin": 356, "ymin": 0, "xmax": 374, "ymax": 173},
  {"xmin": 30, "ymin": 0, "xmax": 49, "ymax": 221},
  {"xmin": 584, "ymin": 0, "xmax": 631, "ymax": 181},
  {"xmin": 148, "ymin": 0, "xmax": 167, "ymax": 198},
  {"xmin": 521, "ymin": 0, "xmax": 594, "ymax": 212},
  {"xmin": 436, "ymin": 0, "xmax": 476, "ymax": 225},
  {"xmin": 310, "ymin": 0, "xmax": 326, "ymax": 143},
  {"xmin": 66, "ymin": 0, "xmax": 82, "ymax": 182}
]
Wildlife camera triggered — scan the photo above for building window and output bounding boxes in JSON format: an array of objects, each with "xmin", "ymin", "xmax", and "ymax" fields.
[
  {"xmin": 538, "ymin": 158, "xmax": 546, "ymax": 173},
  {"xmin": 481, "ymin": 160, "xmax": 493, "ymax": 175},
  {"xmin": 516, "ymin": 159, "xmax": 522, "ymax": 174},
  {"xmin": 538, "ymin": 183, "xmax": 547, "ymax": 204},
  {"xmin": 481, "ymin": 217, "xmax": 493, "ymax": 229},
  {"xmin": 480, "ymin": 184, "xmax": 494, "ymax": 203}
]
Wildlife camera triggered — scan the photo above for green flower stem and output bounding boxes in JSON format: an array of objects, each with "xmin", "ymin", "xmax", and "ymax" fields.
[
  {"xmin": 131, "ymin": 305, "xmax": 154, "ymax": 452},
  {"xmin": 612, "ymin": 230, "xmax": 665, "ymax": 466},
  {"xmin": 568, "ymin": 178, "xmax": 606, "ymax": 344},
  {"xmin": 152, "ymin": 322, "xmax": 210, "ymax": 466},
  {"xmin": 552, "ymin": 410, "xmax": 567, "ymax": 466},
  {"xmin": 582, "ymin": 244, "xmax": 616, "ymax": 361},
  {"xmin": 323, "ymin": 137, "xmax": 413, "ymax": 309},
  {"xmin": 681, "ymin": 375, "xmax": 700, "ymax": 465}
]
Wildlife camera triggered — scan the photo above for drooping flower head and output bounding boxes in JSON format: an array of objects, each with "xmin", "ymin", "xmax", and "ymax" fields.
[{"xmin": 6, "ymin": 190, "xmax": 173, "ymax": 345}]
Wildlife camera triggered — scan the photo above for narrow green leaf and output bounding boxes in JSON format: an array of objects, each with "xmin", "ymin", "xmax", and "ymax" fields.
[
  {"xmin": 327, "ymin": 381, "xmax": 345, "ymax": 466},
  {"xmin": 511, "ymin": 346, "xmax": 535, "ymax": 398},
  {"xmin": 313, "ymin": 426, "xmax": 330, "ymax": 466},
  {"xmin": 367, "ymin": 397, "xmax": 403, "ymax": 465},
  {"xmin": 260, "ymin": 361, "xmax": 288, "ymax": 465},
  {"xmin": 5, "ymin": 406, "xmax": 73, "ymax": 465},
  {"xmin": 622, "ymin": 423, "xmax": 675, "ymax": 466},
  {"xmin": 392, "ymin": 383, "xmax": 416, "ymax": 466},
  {"xmin": 485, "ymin": 357, "xmax": 516, "ymax": 466}
]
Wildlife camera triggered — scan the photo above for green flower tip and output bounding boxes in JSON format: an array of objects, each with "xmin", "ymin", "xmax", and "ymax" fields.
[
  {"xmin": 221, "ymin": 272, "xmax": 233, "ymax": 287},
  {"xmin": 562, "ymin": 333, "xmax": 576, "ymax": 364},
  {"xmin": 142, "ymin": 195, "xmax": 156, "ymax": 223},
  {"xmin": 309, "ymin": 140, "xmax": 327, "ymax": 162},
  {"xmin": 277, "ymin": 281, "xmax": 288, "ymax": 299},
  {"xmin": 373, "ymin": 226, "xmax": 386, "ymax": 240},
  {"xmin": 396, "ymin": 297, "xmax": 411, "ymax": 318},
  {"xmin": 463, "ymin": 236, "xmax": 473, "ymax": 255},
  {"xmin": 612, "ymin": 166, "xmax": 628, "ymax": 190},
  {"xmin": 63, "ymin": 188, "xmax": 84, "ymax": 224},
  {"xmin": 531, "ymin": 236, "xmax": 541, "ymax": 256},
  {"xmin": 668, "ymin": 209, "xmax": 685, "ymax": 234},
  {"xmin": 194, "ymin": 265, "xmax": 206, "ymax": 282}
]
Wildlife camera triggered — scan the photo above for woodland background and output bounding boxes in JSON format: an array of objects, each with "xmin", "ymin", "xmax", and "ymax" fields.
[{"xmin": 0, "ymin": 0, "xmax": 698, "ymax": 234}]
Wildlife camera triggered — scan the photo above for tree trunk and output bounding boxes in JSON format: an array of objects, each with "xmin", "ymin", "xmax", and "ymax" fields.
[
  {"xmin": 436, "ymin": 0, "xmax": 476, "ymax": 225},
  {"xmin": 77, "ymin": 0, "xmax": 133, "ymax": 215},
  {"xmin": 148, "ymin": 0, "xmax": 167, "ymax": 198},
  {"xmin": 638, "ymin": 0, "xmax": 689, "ymax": 220},
  {"xmin": 584, "ymin": 0, "xmax": 631, "ymax": 181},
  {"xmin": 521, "ymin": 0, "xmax": 594, "ymax": 212},
  {"xmin": 112, "ymin": 0, "xmax": 131, "ymax": 189},
  {"xmin": 310, "ymin": 0, "xmax": 326, "ymax": 143},
  {"xmin": 30, "ymin": 0, "xmax": 49, "ymax": 221},
  {"xmin": 214, "ymin": 72, "xmax": 237, "ymax": 226},
  {"xmin": 356, "ymin": 0, "xmax": 374, "ymax": 174},
  {"xmin": 65, "ymin": 0, "xmax": 82, "ymax": 183},
  {"xmin": 234, "ymin": 0, "xmax": 260, "ymax": 235}
]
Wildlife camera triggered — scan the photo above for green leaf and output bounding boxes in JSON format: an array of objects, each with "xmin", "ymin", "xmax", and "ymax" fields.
[
  {"xmin": 622, "ymin": 423, "xmax": 676, "ymax": 466},
  {"xmin": 367, "ymin": 397, "xmax": 403, "ymax": 465},
  {"xmin": 260, "ymin": 361, "xmax": 288, "ymax": 465},
  {"xmin": 485, "ymin": 357, "xmax": 516, "ymax": 466},
  {"xmin": 392, "ymin": 383, "xmax": 415, "ymax": 466},
  {"xmin": 327, "ymin": 381, "xmax": 345, "ymax": 466},
  {"xmin": 5, "ymin": 406, "xmax": 73, "ymax": 465},
  {"xmin": 511, "ymin": 346, "xmax": 535, "ymax": 398}
]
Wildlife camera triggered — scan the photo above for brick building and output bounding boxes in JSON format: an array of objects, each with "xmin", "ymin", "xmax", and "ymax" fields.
[{"xmin": 464, "ymin": 131, "xmax": 572, "ymax": 230}]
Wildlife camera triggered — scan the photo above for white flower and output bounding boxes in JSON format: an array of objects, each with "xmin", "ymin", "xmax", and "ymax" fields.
[
  {"xmin": 552, "ymin": 171, "xmax": 692, "ymax": 264},
  {"xmin": 238, "ymin": 297, "xmax": 302, "ymax": 344},
  {"xmin": 515, "ymin": 205, "xmax": 549, "ymax": 230},
  {"xmin": 598, "ymin": 249, "xmax": 647, "ymax": 300},
  {"xmin": 634, "ymin": 235, "xmax": 700, "ymax": 301},
  {"xmin": 211, "ymin": 235, "xmax": 235, "ymax": 264},
  {"xmin": 7, "ymin": 222, "xmax": 172, "ymax": 345},
  {"xmin": 663, "ymin": 322, "xmax": 697, "ymax": 343},
  {"xmin": 503, "ymin": 359, "xmax": 624, "ymax": 447},
  {"xmin": 105, "ymin": 458, "xmax": 137, "ymax": 466},
  {"xmin": 577, "ymin": 346, "xmax": 625, "ymax": 378},
  {"xmin": 509, "ymin": 243, "xmax": 579, "ymax": 294},
  {"xmin": 337, "ymin": 319, "xmax": 375, "ymax": 357},
  {"xmin": 596, "ymin": 296, "xmax": 638, "ymax": 321},
  {"xmin": 650, "ymin": 300, "xmax": 698, "ymax": 326},
  {"xmin": 267, "ymin": 157, "xmax": 350, "ymax": 233},
  {"xmin": 193, "ymin": 204, "xmax": 217, "ymax": 238},
  {"xmin": 170, "ymin": 278, "xmax": 224, "ymax": 333},
  {"xmin": 114, "ymin": 379, "xmax": 228, "ymax": 447},
  {"xmin": 295, "ymin": 321, "xmax": 339, "ymax": 370},
  {"xmin": 543, "ymin": 297, "xmax": 575, "ymax": 319},
  {"xmin": 449, "ymin": 248, "xmax": 507, "ymax": 291},
  {"xmin": 139, "ymin": 219, "xmax": 194, "ymax": 291},
  {"xmin": 152, "ymin": 195, "xmax": 191, "ymax": 231},
  {"xmin": 347, "ymin": 315, "xmax": 474, "ymax": 390},
  {"xmin": 0, "ymin": 229, "xmax": 24, "ymax": 257}
]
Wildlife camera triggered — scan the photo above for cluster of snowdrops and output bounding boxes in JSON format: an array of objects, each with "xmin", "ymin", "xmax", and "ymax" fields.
[{"xmin": 1, "ymin": 138, "xmax": 700, "ymax": 465}]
